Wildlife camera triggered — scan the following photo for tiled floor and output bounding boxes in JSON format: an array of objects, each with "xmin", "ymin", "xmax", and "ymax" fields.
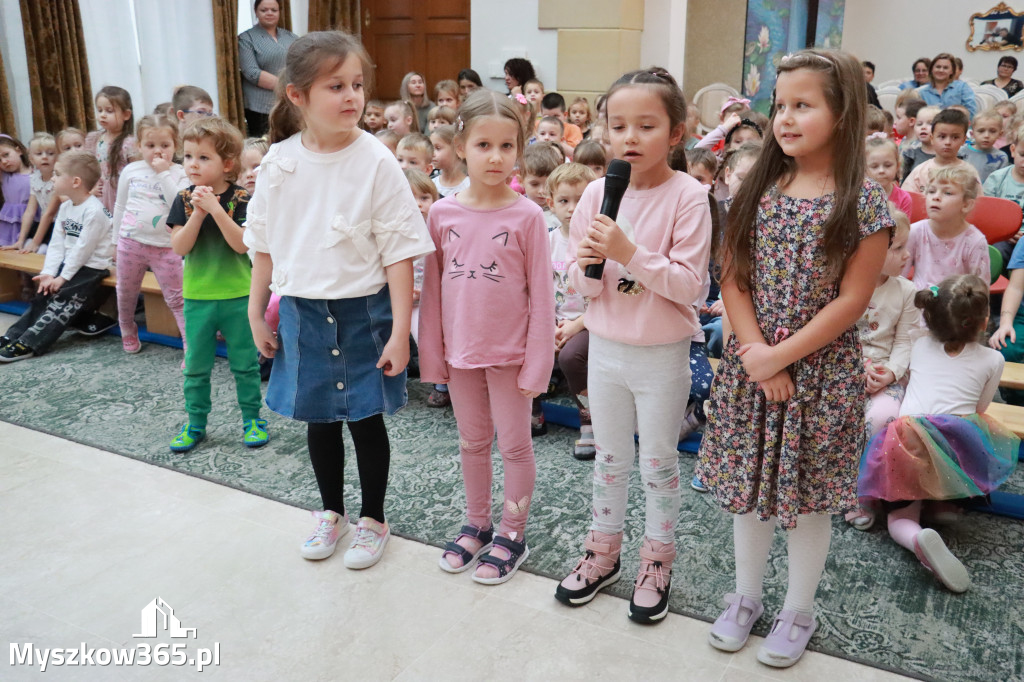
[{"xmin": 0, "ymin": 419, "xmax": 916, "ymax": 681}]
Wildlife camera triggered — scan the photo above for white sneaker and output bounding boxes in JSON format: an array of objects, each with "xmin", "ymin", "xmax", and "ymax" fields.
[
  {"xmin": 300, "ymin": 510, "xmax": 349, "ymax": 560},
  {"xmin": 344, "ymin": 517, "xmax": 390, "ymax": 569}
]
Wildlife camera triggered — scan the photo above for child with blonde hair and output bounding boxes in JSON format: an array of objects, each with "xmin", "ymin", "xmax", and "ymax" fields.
[
  {"xmin": 984, "ymin": 121, "xmax": 1024, "ymax": 264},
  {"xmin": 396, "ymin": 133, "xmax": 434, "ymax": 174},
  {"xmin": 902, "ymin": 105, "xmax": 939, "ymax": 179},
  {"xmin": 523, "ymin": 79, "xmax": 545, "ymax": 108},
  {"xmin": 56, "ymin": 128, "xmax": 86, "ymax": 153},
  {"xmin": 962, "ymin": 109, "xmax": 1010, "ymax": 183},
  {"xmin": 902, "ymin": 109, "xmax": 980, "ymax": 194},
  {"xmin": 572, "ymin": 140, "xmax": 606, "ymax": 178},
  {"xmin": 420, "ymin": 89, "xmax": 554, "ymax": 583},
  {"xmin": 240, "ymin": 137, "xmax": 269, "ymax": 195},
  {"xmin": 375, "ymin": 129, "xmax": 400, "ymax": 156},
  {"xmin": 866, "ymin": 134, "xmax": 912, "ymax": 215},
  {"xmin": 568, "ymin": 97, "xmax": 593, "ymax": 138},
  {"xmin": 426, "ymin": 105, "xmax": 456, "ymax": 131},
  {"xmin": 904, "ymin": 166, "xmax": 988, "ymax": 290},
  {"xmin": 385, "ymin": 100, "xmax": 418, "ymax": 136},
  {"xmin": 429, "ymin": 124, "xmax": 468, "ymax": 197},
  {"xmin": 113, "ymin": 114, "xmax": 189, "ymax": 354},
  {"xmin": 6, "ymin": 134, "xmax": 57, "ymax": 253}
]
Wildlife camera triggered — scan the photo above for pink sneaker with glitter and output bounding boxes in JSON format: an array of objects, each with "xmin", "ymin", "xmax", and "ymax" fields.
[
  {"xmin": 300, "ymin": 510, "xmax": 349, "ymax": 560},
  {"xmin": 344, "ymin": 517, "xmax": 390, "ymax": 569}
]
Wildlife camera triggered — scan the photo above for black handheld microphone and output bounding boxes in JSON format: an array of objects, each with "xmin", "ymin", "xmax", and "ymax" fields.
[{"xmin": 585, "ymin": 159, "xmax": 631, "ymax": 279}]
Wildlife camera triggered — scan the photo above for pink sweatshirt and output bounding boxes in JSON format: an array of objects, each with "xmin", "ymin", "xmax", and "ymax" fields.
[
  {"xmin": 568, "ymin": 172, "xmax": 712, "ymax": 345},
  {"xmin": 418, "ymin": 194, "xmax": 555, "ymax": 394}
]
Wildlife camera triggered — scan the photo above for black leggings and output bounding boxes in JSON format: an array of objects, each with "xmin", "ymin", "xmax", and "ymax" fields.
[{"xmin": 307, "ymin": 414, "xmax": 390, "ymax": 524}]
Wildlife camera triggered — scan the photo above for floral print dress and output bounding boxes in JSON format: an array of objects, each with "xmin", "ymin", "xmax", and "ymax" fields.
[{"xmin": 696, "ymin": 181, "xmax": 893, "ymax": 529}]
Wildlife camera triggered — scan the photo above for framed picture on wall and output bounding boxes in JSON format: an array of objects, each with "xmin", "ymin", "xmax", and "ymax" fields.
[{"xmin": 968, "ymin": 3, "xmax": 1024, "ymax": 51}]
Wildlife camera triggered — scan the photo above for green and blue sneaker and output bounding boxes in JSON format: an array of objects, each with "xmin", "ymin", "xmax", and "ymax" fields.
[
  {"xmin": 170, "ymin": 423, "xmax": 206, "ymax": 452},
  {"xmin": 243, "ymin": 419, "xmax": 269, "ymax": 448}
]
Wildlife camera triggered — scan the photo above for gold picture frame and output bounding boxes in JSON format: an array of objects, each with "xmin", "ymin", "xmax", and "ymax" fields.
[{"xmin": 968, "ymin": 3, "xmax": 1024, "ymax": 52}]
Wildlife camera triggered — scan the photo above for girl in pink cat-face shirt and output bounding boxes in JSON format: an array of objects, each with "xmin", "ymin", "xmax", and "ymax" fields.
[{"xmin": 418, "ymin": 89, "xmax": 555, "ymax": 585}]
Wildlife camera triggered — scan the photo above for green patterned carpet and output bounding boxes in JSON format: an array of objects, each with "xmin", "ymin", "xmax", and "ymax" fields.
[{"xmin": 2, "ymin": 334, "xmax": 1022, "ymax": 682}]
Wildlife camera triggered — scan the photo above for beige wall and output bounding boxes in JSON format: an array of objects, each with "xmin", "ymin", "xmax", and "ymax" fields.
[{"xmin": 682, "ymin": 0, "xmax": 745, "ymax": 102}]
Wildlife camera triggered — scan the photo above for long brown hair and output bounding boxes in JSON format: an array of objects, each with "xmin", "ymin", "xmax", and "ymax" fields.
[
  {"xmin": 96, "ymin": 86, "xmax": 134, "ymax": 187},
  {"xmin": 268, "ymin": 31, "xmax": 374, "ymax": 143},
  {"xmin": 723, "ymin": 49, "xmax": 868, "ymax": 291}
]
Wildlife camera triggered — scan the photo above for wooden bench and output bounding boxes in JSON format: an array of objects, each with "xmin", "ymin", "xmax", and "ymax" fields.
[{"xmin": 0, "ymin": 251, "xmax": 180, "ymax": 338}]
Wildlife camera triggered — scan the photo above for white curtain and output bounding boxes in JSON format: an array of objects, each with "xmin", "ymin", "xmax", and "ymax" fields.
[
  {"xmin": 78, "ymin": 0, "xmax": 143, "ymax": 128},
  {"xmin": 132, "ymin": 0, "xmax": 219, "ymax": 116},
  {"xmin": 0, "ymin": 0, "xmax": 32, "ymax": 139}
]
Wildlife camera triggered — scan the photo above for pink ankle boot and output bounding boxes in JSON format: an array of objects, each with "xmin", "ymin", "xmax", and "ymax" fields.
[
  {"xmin": 554, "ymin": 531, "xmax": 622, "ymax": 606},
  {"xmin": 628, "ymin": 537, "xmax": 675, "ymax": 624}
]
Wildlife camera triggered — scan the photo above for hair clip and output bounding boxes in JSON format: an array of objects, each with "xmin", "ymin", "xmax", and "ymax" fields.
[
  {"xmin": 738, "ymin": 118, "xmax": 763, "ymax": 136},
  {"xmin": 512, "ymin": 93, "xmax": 528, "ymax": 105},
  {"xmin": 720, "ymin": 96, "xmax": 751, "ymax": 114},
  {"xmin": 866, "ymin": 131, "xmax": 888, "ymax": 140},
  {"xmin": 455, "ymin": 116, "xmax": 464, "ymax": 132},
  {"xmin": 779, "ymin": 52, "xmax": 833, "ymax": 68},
  {"xmin": 929, "ymin": 285, "xmax": 939, "ymax": 297}
]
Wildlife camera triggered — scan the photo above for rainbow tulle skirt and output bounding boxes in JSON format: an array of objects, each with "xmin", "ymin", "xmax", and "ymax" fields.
[{"xmin": 858, "ymin": 413, "xmax": 1019, "ymax": 502}]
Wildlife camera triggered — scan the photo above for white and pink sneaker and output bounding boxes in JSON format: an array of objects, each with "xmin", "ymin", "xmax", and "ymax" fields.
[
  {"xmin": 344, "ymin": 517, "xmax": 391, "ymax": 569},
  {"xmin": 300, "ymin": 509, "xmax": 349, "ymax": 560}
]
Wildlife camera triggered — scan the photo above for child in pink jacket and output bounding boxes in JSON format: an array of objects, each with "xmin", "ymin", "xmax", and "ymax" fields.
[{"xmin": 419, "ymin": 90, "xmax": 555, "ymax": 585}]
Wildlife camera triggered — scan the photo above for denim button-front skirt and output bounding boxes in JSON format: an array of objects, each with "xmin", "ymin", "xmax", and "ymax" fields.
[{"xmin": 266, "ymin": 286, "xmax": 408, "ymax": 422}]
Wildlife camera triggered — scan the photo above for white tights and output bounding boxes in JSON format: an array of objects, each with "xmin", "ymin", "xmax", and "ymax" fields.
[{"xmin": 733, "ymin": 512, "xmax": 832, "ymax": 615}]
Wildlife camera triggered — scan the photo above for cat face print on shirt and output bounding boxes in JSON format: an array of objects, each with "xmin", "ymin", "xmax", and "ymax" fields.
[{"xmin": 446, "ymin": 228, "xmax": 509, "ymax": 284}]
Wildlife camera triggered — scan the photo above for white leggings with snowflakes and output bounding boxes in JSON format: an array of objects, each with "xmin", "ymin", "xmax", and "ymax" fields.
[{"xmin": 587, "ymin": 334, "xmax": 691, "ymax": 543}]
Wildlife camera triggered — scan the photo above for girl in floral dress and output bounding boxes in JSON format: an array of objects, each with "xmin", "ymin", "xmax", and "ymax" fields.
[{"xmin": 696, "ymin": 49, "xmax": 893, "ymax": 668}]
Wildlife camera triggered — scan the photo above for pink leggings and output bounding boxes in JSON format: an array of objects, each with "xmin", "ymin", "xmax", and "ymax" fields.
[
  {"xmin": 447, "ymin": 364, "xmax": 536, "ymax": 537},
  {"xmin": 116, "ymin": 237, "xmax": 186, "ymax": 340}
]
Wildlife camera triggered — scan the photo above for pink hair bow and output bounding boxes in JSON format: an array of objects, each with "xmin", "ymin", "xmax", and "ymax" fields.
[
  {"xmin": 720, "ymin": 96, "xmax": 751, "ymax": 114},
  {"xmin": 513, "ymin": 93, "xmax": 528, "ymax": 105},
  {"xmin": 866, "ymin": 131, "xmax": 888, "ymax": 141}
]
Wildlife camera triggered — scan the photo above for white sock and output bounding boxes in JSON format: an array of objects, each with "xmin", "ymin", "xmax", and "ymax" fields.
[
  {"xmin": 782, "ymin": 513, "xmax": 832, "ymax": 615},
  {"xmin": 733, "ymin": 513, "xmax": 777, "ymax": 600}
]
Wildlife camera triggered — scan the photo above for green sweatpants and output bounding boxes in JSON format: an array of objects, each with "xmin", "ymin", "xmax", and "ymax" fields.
[{"xmin": 183, "ymin": 297, "xmax": 262, "ymax": 427}]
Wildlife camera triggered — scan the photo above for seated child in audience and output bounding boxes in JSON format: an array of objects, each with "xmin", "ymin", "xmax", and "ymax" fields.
[
  {"xmin": 568, "ymin": 97, "xmax": 593, "ymax": 139},
  {"xmin": 375, "ymin": 129, "xmax": 400, "ymax": 156},
  {"xmin": 166, "ymin": 117, "xmax": 267, "ymax": 452},
  {"xmin": 86, "ymin": 86, "xmax": 138, "ymax": 213},
  {"xmin": 362, "ymin": 99, "xmax": 386, "ymax": 133},
  {"xmin": 426, "ymin": 105, "xmax": 456, "ymax": 131},
  {"xmin": 540, "ymin": 92, "xmax": 583, "ymax": 148},
  {"xmin": 847, "ymin": 208, "xmax": 919, "ymax": 529},
  {"xmin": 0, "ymin": 134, "xmax": 32, "ymax": 246},
  {"xmin": 859, "ymin": 274, "xmax": 1018, "ymax": 593},
  {"xmin": 240, "ymin": 137, "xmax": 269, "ymax": 195},
  {"xmin": 989, "ymin": 196, "xmax": 1024, "ymax": 369},
  {"xmin": 510, "ymin": 93, "xmax": 536, "ymax": 145},
  {"xmin": 572, "ymin": 140, "xmax": 606, "ymax": 178},
  {"xmin": 698, "ymin": 96, "xmax": 750, "ymax": 155},
  {"xmin": 961, "ymin": 109, "xmax": 1010, "ymax": 183},
  {"xmin": 684, "ymin": 147, "xmax": 717, "ymax": 190},
  {"xmin": 113, "ymin": 114, "xmax": 189, "ymax": 354},
  {"xmin": 56, "ymin": 128, "xmax": 86, "ymax": 153},
  {"xmin": 894, "ymin": 94, "xmax": 924, "ymax": 152},
  {"xmin": 523, "ymin": 78, "xmax": 545, "ymax": 108},
  {"xmin": 396, "ymin": 133, "xmax": 434, "ymax": 174},
  {"xmin": 0, "ymin": 152, "xmax": 113, "ymax": 361},
  {"xmin": 171, "ymin": 85, "xmax": 215, "ymax": 127},
  {"xmin": 536, "ymin": 116, "xmax": 570, "ymax": 157},
  {"xmin": 588, "ymin": 120, "xmax": 611, "ymax": 163},
  {"xmin": 903, "ymin": 166, "xmax": 989, "ymax": 290},
  {"xmin": 994, "ymin": 100, "xmax": 1017, "ymax": 153},
  {"xmin": 883, "ymin": 110, "xmax": 895, "ymax": 140},
  {"xmin": 545, "ymin": 163, "xmax": 597, "ymax": 457},
  {"xmin": 684, "ymin": 103, "xmax": 702, "ymax": 149},
  {"xmin": 6, "ymin": 133, "xmax": 56, "ymax": 253},
  {"xmin": 902, "ymin": 105, "xmax": 938, "ymax": 180},
  {"xmin": 865, "ymin": 105, "xmax": 887, "ymax": 135},
  {"xmin": 902, "ymin": 109, "xmax": 980, "ymax": 194},
  {"xmin": 984, "ymin": 122, "xmax": 1024, "ymax": 267},
  {"xmin": 385, "ymin": 100, "xmax": 418, "ymax": 136},
  {"xmin": 698, "ymin": 112, "xmax": 765, "ymax": 161},
  {"xmin": 433, "ymin": 80, "xmax": 459, "ymax": 110},
  {"xmin": 429, "ymin": 125, "xmax": 468, "ymax": 197},
  {"xmin": 403, "ymin": 169, "xmax": 449, "ymax": 407},
  {"xmin": 521, "ymin": 142, "xmax": 564, "ymax": 233},
  {"xmin": 866, "ymin": 134, "xmax": 912, "ymax": 215}
]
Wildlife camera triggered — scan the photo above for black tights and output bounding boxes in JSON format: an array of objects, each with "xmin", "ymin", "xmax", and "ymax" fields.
[{"xmin": 307, "ymin": 415, "xmax": 390, "ymax": 524}]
